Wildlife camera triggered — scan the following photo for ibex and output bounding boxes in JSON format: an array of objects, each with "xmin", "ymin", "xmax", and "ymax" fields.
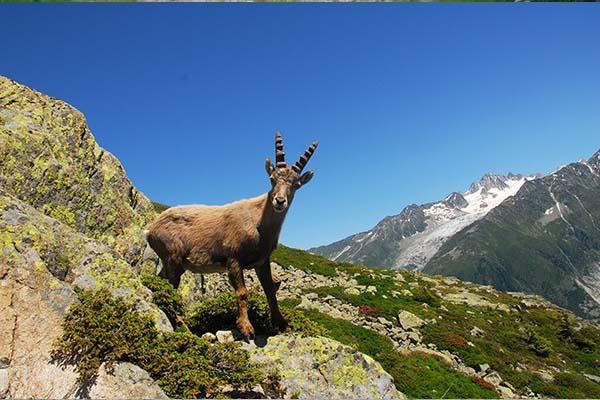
[{"xmin": 146, "ymin": 132, "xmax": 318, "ymax": 340}]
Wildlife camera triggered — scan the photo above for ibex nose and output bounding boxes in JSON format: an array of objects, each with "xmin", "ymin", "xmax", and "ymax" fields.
[{"xmin": 275, "ymin": 197, "xmax": 286, "ymax": 205}]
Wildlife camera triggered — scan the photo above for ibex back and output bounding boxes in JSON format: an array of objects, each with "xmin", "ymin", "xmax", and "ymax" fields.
[{"xmin": 146, "ymin": 132, "xmax": 318, "ymax": 340}]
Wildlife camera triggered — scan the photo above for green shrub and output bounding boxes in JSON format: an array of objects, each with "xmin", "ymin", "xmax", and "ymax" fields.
[
  {"xmin": 412, "ymin": 286, "xmax": 441, "ymax": 307},
  {"xmin": 151, "ymin": 201, "xmax": 169, "ymax": 213},
  {"xmin": 523, "ymin": 328, "xmax": 552, "ymax": 357},
  {"xmin": 140, "ymin": 273, "xmax": 185, "ymax": 326},
  {"xmin": 52, "ymin": 288, "xmax": 276, "ymax": 398}
]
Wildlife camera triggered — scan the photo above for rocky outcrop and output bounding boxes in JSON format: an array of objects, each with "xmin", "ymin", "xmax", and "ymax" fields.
[
  {"xmin": 88, "ymin": 362, "xmax": 168, "ymax": 399},
  {"xmin": 0, "ymin": 188, "xmax": 169, "ymax": 398},
  {"xmin": 0, "ymin": 76, "xmax": 156, "ymax": 264},
  {"xmin": 247, "ymin": 335, "xmax": 402, "ymax": 400}
]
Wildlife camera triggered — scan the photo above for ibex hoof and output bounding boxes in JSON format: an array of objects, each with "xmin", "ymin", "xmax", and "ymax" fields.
[
  {"xmin": 274, "ymin": 316, "xmax": 288, "ymax": 332},
  {"xmin": 237, "ymin": 322, "xmax": 255, "ymax": 342}
]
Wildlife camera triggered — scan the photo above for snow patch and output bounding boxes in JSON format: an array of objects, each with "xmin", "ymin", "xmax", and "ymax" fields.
[{"xmin": 332, "ymin": 245, "xmax": 352, "ymax": 261}]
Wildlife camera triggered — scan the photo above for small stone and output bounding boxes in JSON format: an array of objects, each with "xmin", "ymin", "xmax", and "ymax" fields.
[
  {"xmin": 483, "ymin": 371, "xmax": 503, "ymax": 387},
  {"xmin": 201, "ymin": 332, "xmax": 217, "ymax": 343},
  {"xmin": 478, "ymin": 363, "xmax": 490, "ymax": 373},
  {"xmin": 378, "ymin": 317, "xmax": 393, "ymax": 328},
  {"xmin": 536, "ymin": 370, "xmax": 554, "ymax": 382},
  {"xmin": 305, "ymin": 292, "xmax": 318, "ymax": 300},
  {"xmin": 397, "ymin": 310, "xmax": 425, "ymax": 330},
  {"xmin": 470, "ymin": 326, "xmax": 485, "ymax": 337},
  {"xmin": 216, "ymin": 330, "xmax": 235, "ymax": 343},
  {"xmin": 406, "ymin": 331, "xmax": 421, "ymax": 343},
  {"xmin": 584, "ymin": 373, "xmax": 600, "ymax": 384},
  {"xmin": 498, "ymin": 385, "xmax": 515, "ymax": 398},
  {"xmin": 344, "ymin": 287, "xmax": 360, "ymax": 296}
]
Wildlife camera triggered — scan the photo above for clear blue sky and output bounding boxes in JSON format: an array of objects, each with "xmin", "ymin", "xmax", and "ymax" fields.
[{"xmin": 2, "ymin": 5, "xmax": 599, "ymax": 249}]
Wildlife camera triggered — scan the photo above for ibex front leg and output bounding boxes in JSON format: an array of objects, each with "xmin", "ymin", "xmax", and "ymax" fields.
[
  {"xmin": 227, "ymin": 260, "xmax": 255, "ymax": 341},
  {"xmin": 256, "ymin": 260, "xmax": 288, "ymax": 332}
]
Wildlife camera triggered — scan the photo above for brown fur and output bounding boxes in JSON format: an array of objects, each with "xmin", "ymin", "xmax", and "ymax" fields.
[{"xmin": 146, "ymin": 134, "xmax": 317, "ymax": 340}]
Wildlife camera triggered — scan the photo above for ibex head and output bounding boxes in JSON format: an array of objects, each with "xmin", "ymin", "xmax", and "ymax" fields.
[{"xmin": 264, "ymin": 131, "xmax": 318, "ymax": 213}]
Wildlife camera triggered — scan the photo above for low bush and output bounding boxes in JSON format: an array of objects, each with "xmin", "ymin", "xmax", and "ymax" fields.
[
  {"xmin": 140, "ymin": 273, "xmax": 185, "ymax": 327},
  {"xmin": 52, "ymin": 288, "xmax": 275, "ymax": 398}
]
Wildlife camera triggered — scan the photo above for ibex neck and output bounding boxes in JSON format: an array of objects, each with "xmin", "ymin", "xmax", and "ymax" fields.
[{"xmin": 258, "ymin": 192, "xmax": 287, "ymax": 238}]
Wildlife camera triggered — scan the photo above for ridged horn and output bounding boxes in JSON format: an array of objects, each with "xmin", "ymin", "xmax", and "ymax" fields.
[
  {"xmin": 275, "ymin": 131, "xmax": 286, "ymax": 168},
  {"xmin": 292, "ymin": 141, "xmax": 319, "ymax": 173}
]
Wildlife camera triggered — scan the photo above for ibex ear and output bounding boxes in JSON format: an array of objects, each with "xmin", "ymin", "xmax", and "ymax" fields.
[
  {"xmin": 298, "ymin": 170, "xmax": 314, "ymax": 187},
  {"xmin": 265, "ymin": 158, "xmax": 275, "ymax": 176}
]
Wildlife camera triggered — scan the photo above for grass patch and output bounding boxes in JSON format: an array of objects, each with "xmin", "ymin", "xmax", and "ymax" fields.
[
  {"xmin": 421, "ymin": 302, "xmax": 600, "ymax": 398},
  {"xmin": 151, "ymin": 201, "xmax": 169, "ymax": 213}
]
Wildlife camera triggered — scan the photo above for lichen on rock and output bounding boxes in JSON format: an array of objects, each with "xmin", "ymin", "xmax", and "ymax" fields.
[
  {"xmin": 0, "ymin": 75, "xmax": 156, "ymax": 265},
  {"xmin": 248, "ymin": 335, "xmax": 403, "ymax": 399}
]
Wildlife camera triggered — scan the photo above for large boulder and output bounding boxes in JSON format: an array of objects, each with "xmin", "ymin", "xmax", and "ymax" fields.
[
  {"xmin": 88, "ymin": 362, "xmax": 168, "ymax": 399},
  {"xmin": 0, "ymin": 189, "xmax": 168, "ymax": 398},
  {"xmin": 0, "ymin": 76, "xmax": 156, "ymax": 264},
  {"xmin": 248, "ymin": 335, "xmax": 403, "ymax": 399}
]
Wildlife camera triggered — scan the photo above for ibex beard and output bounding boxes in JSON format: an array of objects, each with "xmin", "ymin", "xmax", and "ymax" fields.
[{"xmin": 146, "ymin": 131, "xmax": 318, "ymax": 341}]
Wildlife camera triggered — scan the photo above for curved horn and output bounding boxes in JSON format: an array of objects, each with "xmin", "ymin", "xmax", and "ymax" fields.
[
  {"xmin": 275, "ymin": 131, "xmax": 286, "ymax": 168},
  {"xmin": 292, "ymin": 141, "xmax": 319, "ymax": 173}
]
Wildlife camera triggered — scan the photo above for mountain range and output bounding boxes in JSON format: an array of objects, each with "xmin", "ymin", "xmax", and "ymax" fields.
[{"xmin": 311, "ymin": 156, "xmax": 600, "ymax": 320}]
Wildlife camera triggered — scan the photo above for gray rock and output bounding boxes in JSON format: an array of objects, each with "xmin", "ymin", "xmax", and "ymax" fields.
[
  {"xmin": 201, "ymin": 332, "xmax": 217, "ymax": 343},
  {"xmin": 498, "ymin": 384, "xmax": 515, "ymax": 399},
  {"xmin": 397, "ymin": 310, "xmax": 425, "ymax": 330},
  {"xmin": 470, "ymin": 326, "xmax": 485, "ymax": 337},
  {"xmin": 478, "ymin": 363, "xmax": 490, "ymax": 373},
  {"xmin": 216, "ymin": 330, "xmax": 235, "ymax": 343},
  {"xmin": 584, "ymin": 373, "xmax": 600, "ymax": 384},
  {"xmin": 250, "ymin": 335, "xmax": 404, "ymax": 399},
  {"xmin": 483, "ymin": 371, "xmax": 503, "ymax": 386},
  {"xmin": 88, "ymin": 362, "xmax": 168, "ymax": 399}
]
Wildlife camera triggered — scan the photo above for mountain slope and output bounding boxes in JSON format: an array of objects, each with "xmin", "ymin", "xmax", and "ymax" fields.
[
  {"xmin": 424, "ymin": 153, "xmax": 600, "ymax": 320},
  {"xmin": 311, "ymin": 173, "xmax": 537, "ymax": 270}
]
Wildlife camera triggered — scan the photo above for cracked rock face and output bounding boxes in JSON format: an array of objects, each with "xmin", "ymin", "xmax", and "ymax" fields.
[
  {"xmin": 248, "ymin": 335, "xmax": 402, "ymax": 400},
  {"xmin": 0, "ymin": 189, "xmax": 170, "ymax": 398},
  {"xmin": 0, "ymin": 76, "xmax": 156, "ymax": 265}
]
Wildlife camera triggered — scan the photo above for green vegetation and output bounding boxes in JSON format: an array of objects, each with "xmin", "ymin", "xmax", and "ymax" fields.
[
  {"xmin": 151, "ymin": 201, "xmax": 169, "ymax": 213},
  {"xmin": 300, "ymin": 308, "xmax": 497, "ymax": 399},
  {"xmin": 140, "ymin": 273, "xmax": 185, "ymax": 327},
  {"xmin": 52, "ymin": 288, "xmax": 277, "ymax": 398},
  {"xmin": 275, "ymin": 245, "xmax": 600, "ymax": 399},
  {"xmin": 188, "ymin": 291, "xmax": 325, "ymax": 338},
  {"xmin": 421, "ymin": 302, "xmax": 600, "ymax": 398}
]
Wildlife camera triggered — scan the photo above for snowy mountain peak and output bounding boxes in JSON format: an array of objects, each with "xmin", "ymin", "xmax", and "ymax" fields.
[
  {"xmin": 588, "ymin": 148, "xmax": 600, "ymax": 169},
  {"xmin": 468, "ymin": 173, "xmax": 521, "ymax": 194},
  {"xmin": 311, "ymin": 171, "xmax": 540, "ymax": 271},
  {"xmin": 443, "ymin": 192, "xmax": 468, "ymax": 209}
]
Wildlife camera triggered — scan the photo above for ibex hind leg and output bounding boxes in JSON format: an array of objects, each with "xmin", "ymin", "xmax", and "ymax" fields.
[{"xmin": 158, "ymin": 258, "xmax": 184, "ymax": 289}]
